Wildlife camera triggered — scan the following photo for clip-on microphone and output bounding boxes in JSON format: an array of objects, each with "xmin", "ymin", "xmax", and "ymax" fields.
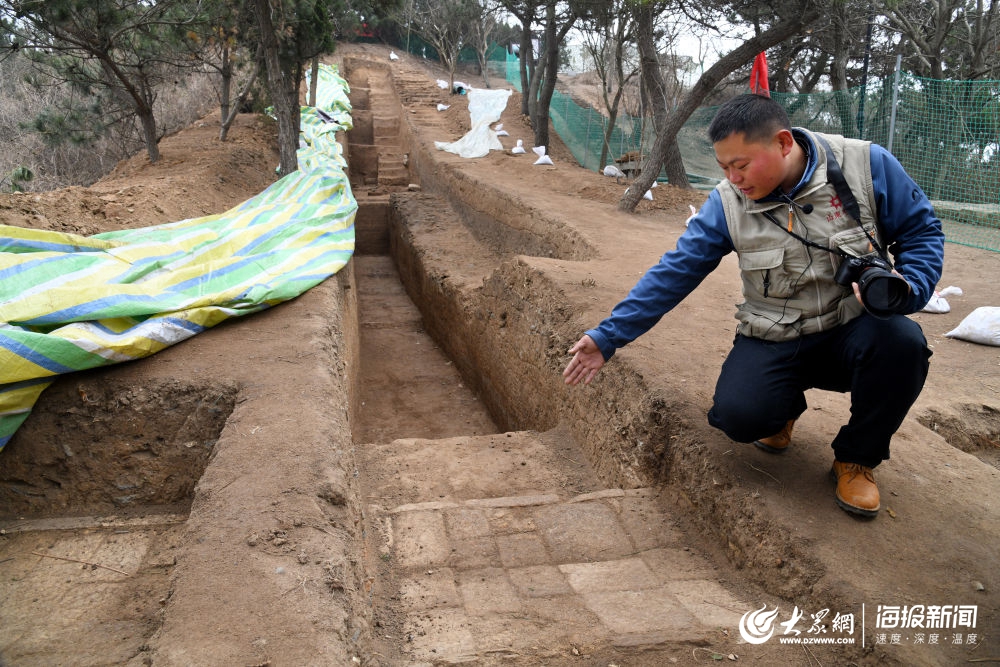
[{"xmin": 783, "ymin": 194, "xmax": 813, "ymax": 215}]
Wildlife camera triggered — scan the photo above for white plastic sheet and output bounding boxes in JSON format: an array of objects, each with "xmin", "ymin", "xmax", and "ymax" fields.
[{"xmin": 434, "ymin": 88, "xmax": 513, "ymax": 159}]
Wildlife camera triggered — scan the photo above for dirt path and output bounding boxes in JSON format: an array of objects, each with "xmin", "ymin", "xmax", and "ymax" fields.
[{"xmin": 0, "ymin": 41, "xmax": 997, "ymax": 666}]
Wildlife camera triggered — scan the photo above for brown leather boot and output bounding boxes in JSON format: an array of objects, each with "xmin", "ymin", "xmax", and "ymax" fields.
[
  {"xmin": 753, "ymin": 419, "xmax": 795, "ymax": 454},
  {"xmin": 831, "ymin": 461, "xmax": 881, "ymax": 517}
]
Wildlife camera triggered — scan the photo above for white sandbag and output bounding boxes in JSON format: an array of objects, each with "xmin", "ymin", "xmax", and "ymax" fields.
[
  {"xmin": 945, "ymin": 306, "xmax": 1000, "ymax": 346},
  {"xmin": 531, "ymin": 145, "xmax": 552, "ymax": 164},
  {"xmin": 389, "ymin": 51, "xmax": 400, "ymax": 60},
  {"xmin": 623, "ymin": 185, "xmax": 653, "ymax": 201},
  {"xmin": 603, "ymin": 165, "xmax": 625, "ymax": 178},
  {"xmin": 921, "ymin": 285, "xmax": 963, "ymax": 314},
  {"xmin": 685, "ymin": 204, "xmax": 697, "ymax": 227},
  {"xmin": 436, "ymin": 79, "xmax": 449, "ymax": 89},
  {"xmin": 922, "ymin": 292, "xmax": 951, "ymax": 313},
  {"xmin": 511, "ymin": 139, "xmax": 526, "ymax": 154},
  {"xmin": 437, "ymin": 103, "xmax": 450, "ymax": 111}
]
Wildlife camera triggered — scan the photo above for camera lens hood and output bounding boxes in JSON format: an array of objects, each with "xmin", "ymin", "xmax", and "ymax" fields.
[{"xmin": 858, "ymin": 269, "xmax": 909, "ymax": 318}]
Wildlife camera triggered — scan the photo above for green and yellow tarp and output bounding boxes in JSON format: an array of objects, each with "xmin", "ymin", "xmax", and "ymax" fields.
[{"xmin": 0, "ymin": 64, "xmax": 356, "ymax": 451}]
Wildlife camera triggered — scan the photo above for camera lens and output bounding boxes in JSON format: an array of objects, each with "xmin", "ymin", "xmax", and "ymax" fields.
[{"xmin": 858, "ymin": 268, "xmax": 909, "ymax": 318}]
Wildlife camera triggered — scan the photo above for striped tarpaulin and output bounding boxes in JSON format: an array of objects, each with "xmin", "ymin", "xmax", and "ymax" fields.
[{"xmin": 0, "ymin": 64, "xmax": 357, "ymax": 451}]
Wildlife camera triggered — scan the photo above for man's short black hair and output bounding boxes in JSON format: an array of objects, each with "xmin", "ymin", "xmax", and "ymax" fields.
[{"xmin": 708, "ymin": 94, "xmax": 791, "ymax": 144}]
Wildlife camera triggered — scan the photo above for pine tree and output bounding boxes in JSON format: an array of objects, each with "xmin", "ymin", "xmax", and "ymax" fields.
[{"xmin": 0, "ymin": 0, "xmax": 210, "ymax": 164}]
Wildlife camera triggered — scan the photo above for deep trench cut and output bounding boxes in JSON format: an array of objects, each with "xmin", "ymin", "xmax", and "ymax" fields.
[{"xmin": 0, "ymin": 377, "xmax": 238, "ymax": 520}]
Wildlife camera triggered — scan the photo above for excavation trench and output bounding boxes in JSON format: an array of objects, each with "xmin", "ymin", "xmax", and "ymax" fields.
[
  {"xmin": 0, "ymin": 379, "xmax": 237, "ymax": 664},
  {"xmin": 340, "ymin": 56, "xmax": 780, "ymax": 664},
  {"xmin": 348, "ymin": 193, "xmax": 751, "ymax": 664}
]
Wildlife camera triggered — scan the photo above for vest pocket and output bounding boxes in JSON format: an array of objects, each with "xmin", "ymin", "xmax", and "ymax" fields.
[
  {"xmin": 828, "ymin": 224, "xmax": 881, "ymax": 273},
  {"xmin": 736, "ymin": 302, "xmax": 803, "ymax": 340},
  {"xmin": 738, "ymin": 247, "xmax": 796, "ymax": 298}
]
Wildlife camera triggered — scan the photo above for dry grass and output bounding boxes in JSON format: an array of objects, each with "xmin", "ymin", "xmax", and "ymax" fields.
[{"xmin": 0, "ymin": 54, "xmax": 221, "ymax": 192}]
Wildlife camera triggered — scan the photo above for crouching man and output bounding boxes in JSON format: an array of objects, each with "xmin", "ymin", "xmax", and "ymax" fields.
[{"xmin": 564, "ymin": 94, "xmax": 944, "ymax": 518}]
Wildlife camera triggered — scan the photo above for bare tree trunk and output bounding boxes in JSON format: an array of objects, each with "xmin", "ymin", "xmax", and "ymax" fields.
[
  {"xmin": 527, "ymin": 25, "xmax": 548, "ymax": 124},
  {"xmin": 531, "ymin": 3, "xmax": 557, "ymax": 146},
  {"xmin": 254, "ymin": 0, "xmax": 299, "ymax": 176},
  {"xmin": 533, "ymin": 38, "xmax": 560, "ymax": 147},
  {"xmin": 598, "ymin": 27, "xmax": 632, "ymax": 168},
  {"xmin": 309, "ymin": 56, "xmax": 319, "ymax": 107},
  {"xmin": 137, "ymin": 103, "xmax": 160, "ymax": 163},
  {"xmin": 633, "ymin": 1, "xmax": 678, "ymax": 186},
  {"xmin": 98, "ymin": 58, "xmax": 160, "ymax": 163},
  {"xmin": 828, "ymin": 15, "xmax": 855, "ymax": 136},
  {"xmin": 220, "ymin": 50, "xmax": 261, "ymax": 142},
  {"xmin": 532, "ymin": 2, "xmax": 575, "ymax": 149},
  {"xmin": 478, "ymin": 50, "xmax": 492, "ymax": 88},
  {"xmin": 518, "ymin": 21, "xmax": 533, "ymax": 115},
  {"xmin": 598, "ymin": 86, "xmax": 624, "ymax": 168},
  {"xmin": 635, "ymin": 2, "xmax": 667, "ymax": 136},
  {"xmin": 619, "ymin": 7, "xmax": 820, "ymax": 212},
  {"xmin": 220, "ymin": 43, "xmax": 233, "ymax": 130}
]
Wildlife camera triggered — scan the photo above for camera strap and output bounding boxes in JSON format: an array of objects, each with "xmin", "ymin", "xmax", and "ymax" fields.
[
  {"xmin": 813, "ymin": 135, "xmax": 862, "ymax": 224},
  {"xmin": 814, "ymin": 135, "xmax": 891, "ymax": 262}
]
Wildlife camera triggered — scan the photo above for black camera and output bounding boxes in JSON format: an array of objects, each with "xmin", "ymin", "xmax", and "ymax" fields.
[{"xmin": 834, "ymin": 253, "xmax": 910, "ymax": 318}]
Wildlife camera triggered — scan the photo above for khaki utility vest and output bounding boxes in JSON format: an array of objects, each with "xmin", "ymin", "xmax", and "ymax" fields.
[{"xmin": 716, "ymin": 130, "xmax": 882, "ymax": 342}]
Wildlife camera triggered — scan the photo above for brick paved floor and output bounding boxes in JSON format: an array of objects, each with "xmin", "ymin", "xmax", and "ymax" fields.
[{"xmin": 360, "ymin": 433, "xmax": 746, "ymax": 663}]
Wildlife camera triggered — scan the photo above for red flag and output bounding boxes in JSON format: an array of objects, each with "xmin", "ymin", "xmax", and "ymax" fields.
[{"xmin": 750, "ymin": 52, "xmax": 770, "ymax": 97}]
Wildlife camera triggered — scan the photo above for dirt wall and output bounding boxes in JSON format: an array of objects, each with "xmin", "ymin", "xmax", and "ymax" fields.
[{"xmin": 385, "ymin": 188, "xmax": 826, "ymax": 602}]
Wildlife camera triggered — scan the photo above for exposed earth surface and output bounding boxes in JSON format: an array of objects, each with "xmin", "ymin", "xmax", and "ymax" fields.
[{"xmin": 0, "ymin": 42, "xmax": 998, "ymax": 666}]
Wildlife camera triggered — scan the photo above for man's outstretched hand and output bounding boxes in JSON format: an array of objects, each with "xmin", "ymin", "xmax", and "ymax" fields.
[{"xmin": 563, "ymin": 334, "xmax": 605, "ymax": 385}]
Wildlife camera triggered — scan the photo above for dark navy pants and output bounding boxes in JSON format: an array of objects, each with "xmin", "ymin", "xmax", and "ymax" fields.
[{"xmin": 706, "ymin": 314, "xmax": 931, "ymax": 468}]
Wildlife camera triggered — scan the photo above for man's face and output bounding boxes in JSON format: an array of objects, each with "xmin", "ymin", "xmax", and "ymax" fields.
[{"xmin": 713, "ymin": 130, "xmax": 790, "ymax": 201}]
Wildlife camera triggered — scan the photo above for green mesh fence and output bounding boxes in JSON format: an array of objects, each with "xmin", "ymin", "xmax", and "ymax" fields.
[
  {"xmin": 549, "ymin": 89, "xmax": 645, "ymax": 173},
  {"xmin": 487, "ymin": 50, "xmax": 1000, "ymax": 252},
  {"xmin": 488, "ymin": 53, "xmax": 647, "ymax": 172},
  {"xmin": 772, "ymin": 76, "xmax": 1000, "ymax": 251}
]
